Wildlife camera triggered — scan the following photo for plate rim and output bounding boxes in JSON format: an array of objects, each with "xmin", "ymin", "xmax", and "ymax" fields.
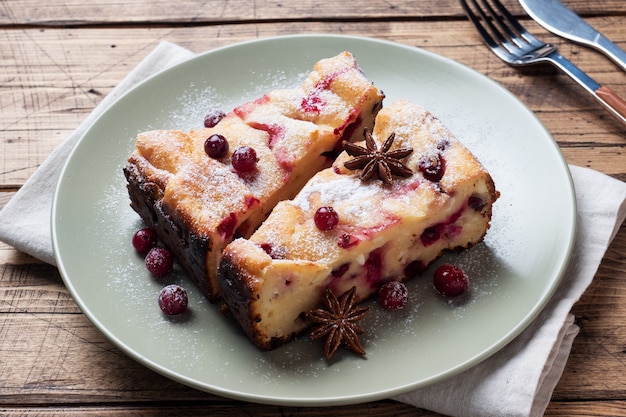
[{"xmin": 51, "ymin": 33, "xmax": 577, "ymax": 406}]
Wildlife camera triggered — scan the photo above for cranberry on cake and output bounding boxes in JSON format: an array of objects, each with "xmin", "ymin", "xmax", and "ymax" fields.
[
  {"xmin": 218, "ymin": 99, "xmax": 499, "ymax": 350},
  {"xmin": 123, "ymin": 52, "xmax": 384, "ymax": 301}
]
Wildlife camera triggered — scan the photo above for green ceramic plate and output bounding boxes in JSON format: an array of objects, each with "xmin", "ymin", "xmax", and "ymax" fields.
[{"xmin": 52, "ymin": 35, "xmax": 576, "ymax": 406}]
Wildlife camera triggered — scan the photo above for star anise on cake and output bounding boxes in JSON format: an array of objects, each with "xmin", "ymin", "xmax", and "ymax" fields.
[
  {"xmin": 343, "ymin": 129, "xmax": 413, "ymax": 185},
  {"xmin": 307, "ymin": 286, "xmax": 370, "ymax": 360}
]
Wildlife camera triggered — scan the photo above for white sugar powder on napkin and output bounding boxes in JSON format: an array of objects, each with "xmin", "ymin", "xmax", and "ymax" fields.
[{"xmin": 1, "ymin": 41, "xmax": 625, "ymax": 417}]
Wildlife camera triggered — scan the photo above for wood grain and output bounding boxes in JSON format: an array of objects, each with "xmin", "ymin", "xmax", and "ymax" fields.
[
  {"xmin": 1, "ymin": 0, "xmax": 625, "ymax": 25},
  {"xmin": 2, "ymin": 18, "xmax": 626, "ymax": 186}
]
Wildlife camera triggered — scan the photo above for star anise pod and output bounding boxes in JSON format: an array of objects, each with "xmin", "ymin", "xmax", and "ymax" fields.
[
  {"xmin": 343, "ymin": 129, "xmax": 413, "ymax": 185},
  {"xmin": 307, "ymin": 286, "xmax": 370, "ymax": 360}
]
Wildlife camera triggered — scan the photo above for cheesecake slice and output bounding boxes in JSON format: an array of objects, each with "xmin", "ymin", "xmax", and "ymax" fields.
[
  {"xmin": 123, "ymin": 52, "xmax": 384, "ymax": 300},
  {"xmin": 218, "ymin": 99, "xmax": 499, "ymax": 350}
]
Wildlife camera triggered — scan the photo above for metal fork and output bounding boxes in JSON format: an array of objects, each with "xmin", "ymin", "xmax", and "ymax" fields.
[{"xmin": 461, "ymin": 0, "xmax": 626, "ymax": 126}]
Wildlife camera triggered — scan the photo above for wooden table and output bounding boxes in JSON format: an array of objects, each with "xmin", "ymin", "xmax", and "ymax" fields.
[{"xmin": 2, "ymin": 0, "xmax": 626, "ymax": 415}]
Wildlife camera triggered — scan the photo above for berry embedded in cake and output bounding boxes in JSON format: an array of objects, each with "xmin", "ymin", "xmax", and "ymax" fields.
[{"xmin": 218, "ymin": 99, "xmax": 499, "ymax": 351}]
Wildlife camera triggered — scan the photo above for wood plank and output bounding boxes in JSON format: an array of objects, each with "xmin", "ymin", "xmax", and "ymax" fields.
[
  {"xmin": 2, "ymin": 19, "xmax": 625, "ymax": 186},
  {"xmin": 0, "ymin": 310, "xmax": 216, "ymax": 403},
  {"xmin": 0, "ymin": 400, "xmax": 623, "ymax": 417},
  {"xmin": 0, "ymin": 264, "xmax": 77, "ymax": 313},
  {"xmin": 545, "ymin": 401, "xmax": 626, "ymax": 416},
  {"xmin": 1, "ymin": 0, "xmax": 624, "ymax": 26},
  {"xmin": 0, "ymin": 0, "xmax": 478, "ymax": 25},
  {"xmin": 0, "ymin": 403, "xmax": 440, "ymax": 417},
  {"xmin": 0, "ymin": 202, "xmax": 623, "ymax": 410}
]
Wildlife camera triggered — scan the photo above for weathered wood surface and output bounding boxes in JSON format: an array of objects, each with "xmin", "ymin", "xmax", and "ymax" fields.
[
  {"xmin": 1, "ymin": 0, "xmax": 625, "ymax": 25},
  {"xmin": 2, "ymin": 18, "xmax": 626, "ymax": 187},
  {"xmin": 2, "ymin": 0, "xmax": 626, "ymax": 415}
]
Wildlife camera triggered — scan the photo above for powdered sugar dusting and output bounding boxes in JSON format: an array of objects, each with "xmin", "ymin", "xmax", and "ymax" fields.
[
  {"xmin": 292, "ymin": 174, "xmax": 380, "ymax": 214},
  {"xmin": 155, "ymin": 84, "xmax": 225, "ymax": 131}
]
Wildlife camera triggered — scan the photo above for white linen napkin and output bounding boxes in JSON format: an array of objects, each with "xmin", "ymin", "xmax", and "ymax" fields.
[{"xmin": 1, "ymin": 41, "xmax": 625, "ymax": 417}]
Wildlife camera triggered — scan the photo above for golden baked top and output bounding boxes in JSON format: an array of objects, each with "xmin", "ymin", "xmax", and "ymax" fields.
[{"xmin": 247, "ymin": 99, "xmax": 497, "ymax": 264}]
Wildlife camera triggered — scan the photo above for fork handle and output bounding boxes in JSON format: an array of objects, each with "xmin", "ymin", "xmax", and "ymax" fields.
[
  {"xmin": 550, "ymin": 53, "xmax": 626, "ymax": 126},
  {"xmin": 595, "ymin": 86, "xmax": 626, "ymax": 124}
]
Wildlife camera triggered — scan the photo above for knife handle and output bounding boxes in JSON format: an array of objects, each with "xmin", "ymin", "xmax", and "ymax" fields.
[{"xmin": 595, "ymin": 86, "xmax": 626, "ymax": 125}]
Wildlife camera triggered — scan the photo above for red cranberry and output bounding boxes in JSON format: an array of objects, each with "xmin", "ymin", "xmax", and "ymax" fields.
[
  {"xmin": 418, "ymin": 153, "xmax": 445, "ymax": 182},
  {"xmin": 365, "ymin": 249, "xmax": 383, "ymax": 283},
  {"xmin": 378, "ymin": 281, "xmax": 408, "ymax": 310},
  {"xmin": 203, "ymin": 109, "xmax": 226, "ymax": 128},
  {"xmin": 260, "ymin": 243, "xmax": 273, "ymax": 255},
  {"xmin": 433, "ymin": 263, "xmax": 468, "ymax": 297},
  {"xmin": 132, "ymin": 227, "xmax": 158, "ymax": 254},
  {"xmin": 314, "ymin": 206, "xmax": 339, "ymax": 231},
  {"xmin": 145, "ymin": 247, "xmax": 174, "ymax": 277},
  {"xmin": 337, "ymin": 233, "xmax": 360, "ymax": 249},
  {"xmin": 158, "ymin": 284, "xmax": 188, "ymax": 315},
  {"xmin": 231, "ymin": 146, "xmax": 258, "ymax": 172},
  {"xmin": 420, "ymin": 225, "xmax": 442, "ymax": 246},
  {"xmin": 204, "ymin": 134, "xmax": 229, "ymax": 159},
  {"xmin": 260, "ymin": 243, "xmax": 285, "ymax": 259},
  {"xmin": 217, "ymin": 213, "xmax": 238, "ymax": 239},
  {"xmin": 469, "ymin": 195, "xmax": 486, "ymax": 211}
]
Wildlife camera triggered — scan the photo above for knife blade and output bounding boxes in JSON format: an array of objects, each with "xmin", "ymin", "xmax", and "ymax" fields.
[{"xmin": 519, "ymin": 0, "xmax": 626, "ymax": 72}]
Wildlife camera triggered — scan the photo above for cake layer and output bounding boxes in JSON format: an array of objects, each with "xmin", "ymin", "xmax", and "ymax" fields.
[
  {"xmin": 218, "ymin": 99, "xmax": 499, "ymax": 350},
  {"xmin": 124, "ymin": 52, "xmax": 384, "ymax": 300}
]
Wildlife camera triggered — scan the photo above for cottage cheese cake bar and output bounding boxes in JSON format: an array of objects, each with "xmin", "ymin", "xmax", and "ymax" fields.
[{"xmin": 218, "ymin": 99, "xmax": 499, "ymax": 349}]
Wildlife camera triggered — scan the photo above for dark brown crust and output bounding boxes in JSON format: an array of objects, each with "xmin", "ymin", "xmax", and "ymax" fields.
[
  {"xmin": 123, "ymin": 163, "xmax": 218, "ymax": 301},
  {"xmin": 218, "ymin": 252, "xmax": 293, "ymax": 350}
]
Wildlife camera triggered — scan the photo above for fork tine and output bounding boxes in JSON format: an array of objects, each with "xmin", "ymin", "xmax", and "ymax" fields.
[
  {"xmin": 476, "ymin": 0, "xmax": 525, "ymax": 49},
  {"xmin": 461, "ymin": 0, "xmax": 519, "ymax": 59},
  {"xmin": 461, "ymin": 0, "xmax": 547, "ymax": 58},
  {"xmin": 459, "ymin": 0, "xmax": 501, "ymax": 51},
  {"xmin": 488, "ymin": 0, "xmax": 542, "ymax": 48},
  {"xmin": 469, "ymin": 0, "xmax": 512, "ymax": 47},
  {"xmin": 461, "ymin": 0, "xmax": 626, "ymax": 125}
]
